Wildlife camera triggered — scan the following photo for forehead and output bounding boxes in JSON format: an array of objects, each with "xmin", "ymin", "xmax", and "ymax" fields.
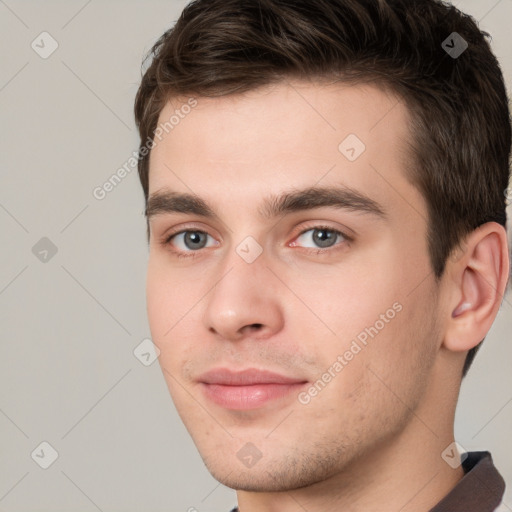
[{"xmin": 147, "ymin": 81, "xmax": 422, "ymax": 219}]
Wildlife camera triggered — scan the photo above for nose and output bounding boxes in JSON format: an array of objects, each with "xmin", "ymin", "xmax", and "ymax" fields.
[{"xmin": 202, "ymin": 247, "xmax": 285, "ymax": 342}]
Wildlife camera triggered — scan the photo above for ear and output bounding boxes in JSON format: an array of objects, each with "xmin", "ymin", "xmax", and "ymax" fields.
[{"xmin": 443, "ymin": 222, "xmax": 510, "ymax": 353}]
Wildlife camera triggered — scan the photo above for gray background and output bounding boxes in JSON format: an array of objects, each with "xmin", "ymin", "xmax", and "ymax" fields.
[{"xmin": 0, "ymin": 1, "xmax": 511, "ymax": 511}]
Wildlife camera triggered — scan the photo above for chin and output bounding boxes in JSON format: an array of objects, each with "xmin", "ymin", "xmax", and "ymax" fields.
[
  {"xmin": 205, "ymin": 467, "xmax": 296, "ymax": 492},
  {"xmin": 200, "ymin": 451, "xmax": 341, "ymax": 492}
]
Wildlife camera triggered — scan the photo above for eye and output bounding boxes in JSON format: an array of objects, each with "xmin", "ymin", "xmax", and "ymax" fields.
[
  {"xmin": 291, "ymin": 226, "xmax": 348, "ymax": 250},
  {"xmin": 165, "ymin": 230, "xmax": 218, "ymax": 253}
]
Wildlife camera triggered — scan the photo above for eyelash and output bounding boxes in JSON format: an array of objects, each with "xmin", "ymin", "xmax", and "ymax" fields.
[{"xmin": 161, "ymin": 224, "xmax": 352, "ymax": 259}]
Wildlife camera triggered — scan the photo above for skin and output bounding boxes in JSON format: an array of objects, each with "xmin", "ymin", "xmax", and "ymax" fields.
[{"xmin": 145, "ymin": 81, "xmax": 509, "ymax": 511}]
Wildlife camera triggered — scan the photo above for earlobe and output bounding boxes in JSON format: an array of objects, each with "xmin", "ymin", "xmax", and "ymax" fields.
[{"xmin": 443, "ymin": 223, "xmax": 509, "ymax": 353}]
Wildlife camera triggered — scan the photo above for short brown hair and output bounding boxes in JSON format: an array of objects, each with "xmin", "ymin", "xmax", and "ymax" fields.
[{"xmin": 134, "ymin": 0, "xmax": 511, "ymax": 377}]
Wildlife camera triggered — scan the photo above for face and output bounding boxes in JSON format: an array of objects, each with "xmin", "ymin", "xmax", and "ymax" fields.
[{"xmin": 146, "ymin": 81, "xmax": 443, "ymax": 491}]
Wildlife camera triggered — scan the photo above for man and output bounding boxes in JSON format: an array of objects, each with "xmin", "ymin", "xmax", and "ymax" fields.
[{"xmin": 134, "ymin": 0, "xmax": 511, "ymax": 510}]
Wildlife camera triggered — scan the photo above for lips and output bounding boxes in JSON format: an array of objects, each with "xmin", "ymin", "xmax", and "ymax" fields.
[
  {"xmin": 198, "ymin": 368, "xmax": 308, "ymax": 410},
  {"xmin": 198, "ymin": 368, "xmax": 306, "ymax": 386}
]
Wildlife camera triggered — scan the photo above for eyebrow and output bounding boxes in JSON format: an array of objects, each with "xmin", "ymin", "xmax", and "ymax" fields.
[{"xmin": 146, "ymin": 186, "xmax": 386, "ymax": 221}]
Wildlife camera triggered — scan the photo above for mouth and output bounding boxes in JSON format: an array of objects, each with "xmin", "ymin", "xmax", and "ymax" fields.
[{"xmin": 198, "ymin": 368, "xmax": 309, "ymax": 410}]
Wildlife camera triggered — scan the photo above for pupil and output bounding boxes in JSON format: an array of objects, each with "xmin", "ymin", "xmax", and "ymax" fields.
[
  {"xmin": 185, "ymin": 231, "xmax": 206, "ymax": 249},
  {"xmin": 314, "ymin": 229, "xmax": 335, "ymax": 248}
]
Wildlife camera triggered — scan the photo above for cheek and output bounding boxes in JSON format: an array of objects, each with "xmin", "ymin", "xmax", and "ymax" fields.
[
  {"xmin": 299, "ymin": 289, "xmax": 438, "ymax": 440},
  {"xmin": 146, "ymin": 255, "xmax": 204, "ymax": 337},
  {"xmin": 146, "ymin": 262, "xmax": 172, "ymax": 341},
  {"xmin": 284, "ymin": 253, "xmax": 401, "ymax": 343},
  {"xmin": 146, "ymin": 261, "xmax": 200, "ymax": 407},
  {"xmin": 286, "ymin": 243, "xmax": 434, "ymax": 381},
  {"xmin": 146, "ymin": 259, "xmax": 206, "ymax": 383}
]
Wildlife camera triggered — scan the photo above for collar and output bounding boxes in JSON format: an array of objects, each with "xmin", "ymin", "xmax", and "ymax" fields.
[{"xmin": 429, "ymin": 451, "xmax": 505, "ymax": 511}]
